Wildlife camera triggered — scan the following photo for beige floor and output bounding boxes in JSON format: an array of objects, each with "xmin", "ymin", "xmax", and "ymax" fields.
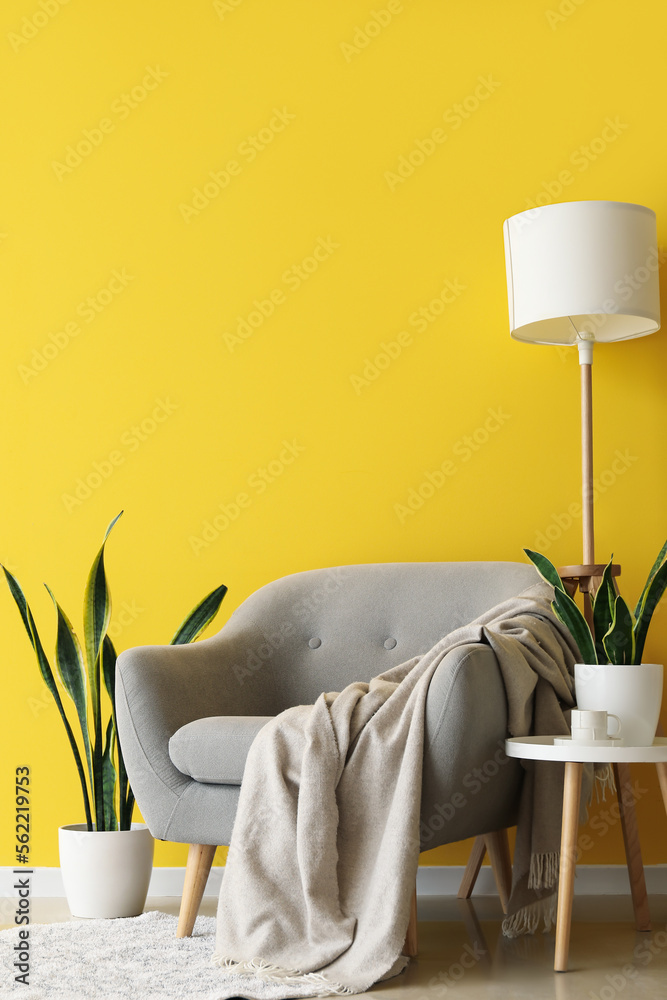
[{"xmin": 11, "ymin": 895, "xmax": 667, "ymax": 999}]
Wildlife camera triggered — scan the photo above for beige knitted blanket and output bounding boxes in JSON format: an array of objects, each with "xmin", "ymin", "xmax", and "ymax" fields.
[{"xmin": 213, "ymin": 582, "xmax": 602, "ymax": 995}]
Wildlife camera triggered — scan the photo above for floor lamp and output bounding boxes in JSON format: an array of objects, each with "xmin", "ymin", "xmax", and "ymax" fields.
[
  {"xmin": 461, "ymin": 202, "xmax": 662, "ymax": 928},
  {"xmin": 459, "ymin": 201, "xmax": 661, "ymax": 910},
  {"xmin": 503, "ymin": 200, "xmax": 660, "ymax": 623}
]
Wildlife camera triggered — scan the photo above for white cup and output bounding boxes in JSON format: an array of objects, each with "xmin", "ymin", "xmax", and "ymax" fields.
[{"xmin": 570, "ymin": 709, "xmax": 622, "ymax": 742}]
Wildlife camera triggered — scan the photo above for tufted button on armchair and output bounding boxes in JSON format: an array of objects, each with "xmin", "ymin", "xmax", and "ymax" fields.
[{"xmin": 116, "ymin": 561, "xmax": 535, "ymax": 945}]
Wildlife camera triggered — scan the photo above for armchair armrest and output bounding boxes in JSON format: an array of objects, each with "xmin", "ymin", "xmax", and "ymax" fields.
[
  {"xmin": 115, "ymin": 617, "xmax": 280, "ymax": 839},
  {"xmin": 420, "ymin": 642, "xmax": 522, "ymax": 849}
]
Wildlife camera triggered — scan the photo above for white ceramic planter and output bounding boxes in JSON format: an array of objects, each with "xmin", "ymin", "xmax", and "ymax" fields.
[
  {"xmin": 59, "ymin": 822, "xmax": 154, "ymax": 918},
  {"xmin": 574, "ymin": 663, "xmax": 664, "ymax": 747}
]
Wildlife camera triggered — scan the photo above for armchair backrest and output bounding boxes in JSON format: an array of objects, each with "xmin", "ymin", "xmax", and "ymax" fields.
[{"xmin": 223, "ymin": 562, "xmax": 537, "ymax": 711}]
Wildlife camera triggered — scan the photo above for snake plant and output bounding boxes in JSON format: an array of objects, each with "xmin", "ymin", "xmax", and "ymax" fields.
[
  {"xmin": 525, "ymin": 541, "xmax": 667, "ymax": 665},
  {"xmin": 2, "ymin": 512, "xmax": 227, "ymax": 832}
]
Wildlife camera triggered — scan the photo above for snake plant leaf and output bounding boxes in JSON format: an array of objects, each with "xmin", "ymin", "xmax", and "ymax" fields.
[
  {"xmin": 45, "ymin": 584, "xmax": 92, "ymax": 788},
  {"xmin": 633, "ymin": 558, "xmax": 667, "ymax": 663},
  {"xmin": 524, "ymin": 549, "xmax": 567, "ymax": 594},
  {"xmin": 83, "ymin": 511, "xmax": 122, "ymax": 674},
  {"xmin": 646, "ymin": 537, "xmax": 667, "ymax": 585},
  {"xmin": 170, "ymin": 583, "xmax": 228, "ymax": 645},
  {"xmin": 552, "ymin": 587, "xmax": 597, "ymax": 664},
  {"xmin": 2, "ymin": 565, "xmax": 94, "ymax": 830},
  {"xmin": 2, "ymin": 565, "xmax": 36, "ymax": 644},
  {"xmin": 2, "ymin": 566, "xmax": 57, "ymax": 692},
  {"xmin": 101, "ymin": 716, "xmax": 118, "ymax": 831},
  {"xmin": 83, "ymin": 514, "xmax": 120, "ymax": 831},
  {"xmin": 121, "ymin": 787, "xmax": 136, "ymax": 832},
  {"xmin": 91, "ymin": 658, "xmax": 104, "ymax": 831},
  {"xmin": 634, "ymin": 538, "xmax": 667, "ymax": 621},
  {"xmin": 603, "ymin": 594, "xmax": 635, "ymax": 665},
  {"xmin": 592, "ymin": 556, "xmax": 616, "ymax": 664},
  {"xmin": 83, "ymin": 512, "xmax": 121, "ymax": 831},
  {"xmin": 102, "ymin": 634, "xmax": 117, "ymax": 708},
  {"xmin": 101, "ymin": 635, "xmax": 131, "ymax": 830}
]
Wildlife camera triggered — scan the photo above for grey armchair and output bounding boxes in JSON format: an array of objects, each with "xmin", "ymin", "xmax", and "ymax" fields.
[{"xmin": 116, "ymin": 561, "xmax": 535, "ymax": 946}]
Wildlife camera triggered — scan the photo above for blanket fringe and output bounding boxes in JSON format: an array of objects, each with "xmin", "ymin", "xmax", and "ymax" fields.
[
  {"xmin": 501, "ymin": 894, "xmax": 557, "ymax": 939},
  {"xmin": 211, "ymin": 954, "xmax": 355, "ymax": 996},
  {"xmin": 593, "ymin": 763, "xmax": 616, "ymax": 802},
  {"xmin": 527, "ymin": 851, "xmax": 558, "ymax": 891},
  {"xmin": 522, "ymin": 767, "xmax": 615, "ymax": 896}
]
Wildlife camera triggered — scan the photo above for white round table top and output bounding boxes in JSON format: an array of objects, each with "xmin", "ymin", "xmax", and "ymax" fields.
[{"xmin": 505, "ymin": 736, "xmax": 667, "ymax": 763}]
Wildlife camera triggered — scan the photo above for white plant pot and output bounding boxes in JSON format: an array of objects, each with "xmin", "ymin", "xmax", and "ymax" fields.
[
  {"xmin": 59, "ymin": 822, "xmax": 154, "ymax": 918},
  {"xmin": 574, "ymin": 663, "xmax": 664, "ymax": 747}
]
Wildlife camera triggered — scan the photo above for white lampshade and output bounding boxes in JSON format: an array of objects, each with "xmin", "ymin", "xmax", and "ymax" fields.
[{"xmin": 503, "ymin": 200, "xmax": 660, "ymax": 345}]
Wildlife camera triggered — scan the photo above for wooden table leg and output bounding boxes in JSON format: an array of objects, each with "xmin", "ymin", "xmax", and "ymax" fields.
[
  {"xmin": 613, "ymin": 762, "xmax": 651, "ymax": 932},
  {"xmin": 656, "ymin": 761, "xmax": 667, "ymax": 815},
  {"xmin": 555, "ymin": 761, "xmax": 583, "ymax": 972},
  {"xmin": 656, "ymin": 722, "xmax": 667, "ymax": 816}
]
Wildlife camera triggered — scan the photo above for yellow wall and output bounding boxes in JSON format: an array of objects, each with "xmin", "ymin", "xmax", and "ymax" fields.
[{"xmin": 1, "ymin": 0, "xmax": 666, "ymax": 871}]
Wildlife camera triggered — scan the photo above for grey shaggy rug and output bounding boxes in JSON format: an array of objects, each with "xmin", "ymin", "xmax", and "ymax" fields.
[{"xmin": 0, "ymin": 911, "xmax": 319, "ymax": 999}]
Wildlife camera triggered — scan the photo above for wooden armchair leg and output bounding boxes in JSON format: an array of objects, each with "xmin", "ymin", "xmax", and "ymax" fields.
[
  {"xmin": 403, "ymin": 885, "xmax": 418, "ymax": 957},
  {"xmin": 177, "ymin": 843, "xmax": 217, "ymax": 937},
  {"xmin": 458, "ymin": 831, "xmax": 512, "ymax": 913},
  {"xmin": 484, "ymin": 830, "xmax": 512, "ymax": 914},
  {"xmin": 458, "ymin": 836, "xmax": 487, "ymax": 899}
]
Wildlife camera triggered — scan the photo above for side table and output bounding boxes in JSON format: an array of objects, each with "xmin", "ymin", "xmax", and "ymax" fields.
[{"xmin": 505, "ymin": 736, "xmax": 667, "ymax": 972}]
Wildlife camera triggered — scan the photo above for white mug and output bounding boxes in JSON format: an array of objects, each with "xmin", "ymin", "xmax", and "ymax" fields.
[{"xmin": 570, "ymin": 709, "xmax": 622, "ymax": 742}]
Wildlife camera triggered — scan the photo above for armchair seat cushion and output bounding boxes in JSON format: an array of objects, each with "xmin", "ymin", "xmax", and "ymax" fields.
[{"xmin": 169, "ymin": 716, "xmax": 274, "ymax": 785}]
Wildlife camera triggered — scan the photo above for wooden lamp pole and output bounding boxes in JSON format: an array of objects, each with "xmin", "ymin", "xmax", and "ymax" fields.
[
  {"xmin": 557, "ymin": 341, "xmax": 650, "ymax": 935},
  {"xmin": 557, "ymin": 342, "xmax": 620, "ymax": 624},
  {"xmin": 581, "ymin": 347, "xmax": 595, "ymax": 568}
]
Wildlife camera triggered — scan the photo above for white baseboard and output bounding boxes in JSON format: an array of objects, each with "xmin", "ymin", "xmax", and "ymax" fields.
[
  {"xmin": 2, "ymin": 865, "xmax": 667, "ymax": 898},
  {"xmin": 415, "ymin": 865, "xmax": 667, "ymax": 896}
]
